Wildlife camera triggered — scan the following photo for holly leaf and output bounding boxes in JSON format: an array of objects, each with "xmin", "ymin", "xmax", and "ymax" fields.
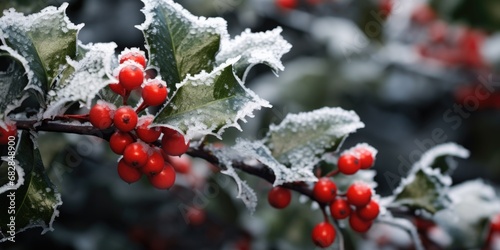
[
  {"xmin": 0, "ymin": 54, "xmax": 29, "ymax": 122},
  {"xmin": 0, "ymin": 131, "xmax": 62, "ymax": 241},
  {"xmin": 0, "ymin": 3, "xmax": 82, "ymax": 104},
  {"xmin": 153, "ymin": 57, "xmax": 271, "ymax": 140},
  {"xmin": 390, "ymin": 143, "xmax": 470, "ymax": 214},
  {"xmin": 216, "ymin": 27, "xmax": 292, "ymax": 81},
  {"xmin": 434, "ymin": 180, "xmax": 500, "ymax": 249},
  {"xmin": 264, "ymin": 107, "xmax": 365, "ymax": 172},
  {"xmin": 43, "ymin": 42, "xmax": 117, "ymax": 118},
  {"xmin": 137, "ymin": 0, "xmax": 227, "ymax": 93}
]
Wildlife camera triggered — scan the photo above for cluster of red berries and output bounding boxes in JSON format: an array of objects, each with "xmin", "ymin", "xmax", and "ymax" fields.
[
  {"xmin": 88, "ymin": 48, "xmax": 190, "ymax": 189},
  {"xmin": 0, "ymin": 121, "xmax": 17, "ymax": 145},
  {"xmin": 267, "ymin": 145, "xmax": 379, "ymax": 248}
]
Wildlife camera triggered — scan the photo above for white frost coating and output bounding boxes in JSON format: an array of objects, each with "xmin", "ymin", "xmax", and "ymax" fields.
[
  {"xmin": 233, "ymin": 139, "xmax": 317, "ymax": 186},
  {"xmin": 210, "ymin": 145, "xmax": 257, "ymax": 213},
  {"xmin": 433, "ymin": 180, "xmax": 500, "ymax": 248},
  {"xmin": 0, "ymin": 3, "xmax": 83, "ymax": 97},
  {"xmin": 43, "ymin": 41, "xmax": 117, "ymax": 118},
  {"xmin": 266, "ymin": 107, "xmax": 364, "ymax": 174},
  {"xmin": 393, "ymin": 143, "xmax": 470, "ymax": 197},
  {"xmin": 154, "ymin": 57, "xmax": 271, "ymax": 141},
  {"xmin": 413, "ymin": 142, "xmax": 469, "ymax": 174},
  {"xmin": 216, "ymin": 27, "xmax": 292, "ymax": 81},
  {"xmin": 343, "ymin": 142, "xmax": 378, "ymax": 159},
  {"xmin": 136, "ymin": 0, "xmax": 229, "ymax": 74}
]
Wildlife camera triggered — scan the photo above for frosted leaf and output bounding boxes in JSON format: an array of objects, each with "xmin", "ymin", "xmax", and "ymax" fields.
[
  {"xmin": 264, "ymin": 107, "xmax": 364, "ymax": 172},
  {"xmin": 216, "ymin": 27, "xmax": 292, "ymax": 81},
  {"xmin": 376, "ymin": 214, "xmax": 425, "ymax": 250},
  {"xmin": 210, "ymin": 146, "xmax": 257, "ymax": 213},
  {"xmin": 0, "ymin": 3, "xmax": 82, "ymax": 103},
  {"xmin": 152, "ymin": 57, "xmax": 271, "ymax": 140},
  {"xmin": 390, "ymin": 143, "xmax": 470, "ymax": 214},
  {"xmin": 0, "ymin": 131, "xmax": 62, "ymax": 241},
  {"xmin": 412, "ymin": 142, "xmax": 469, "ymax": 175},
  {"xmin": 137, "ymin": 0, "xmax": 228, "ymax": 93},
  {"xmin": 0, "ymin": 55, "xmax": 28, "ymax": 120},
  {"xmin": 43, "ymin": 42, "xmax": 117, "ymax": 118},
  {"xmin": 433, "ymin": 180, "xmax": 500, "ymax": 249},
  {"xmin": 232, "ymin": 139, "xmax": 317, "ymax": 186}
]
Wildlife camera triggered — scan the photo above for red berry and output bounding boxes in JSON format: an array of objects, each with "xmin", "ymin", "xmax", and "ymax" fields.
[
  {"xmin": 411, "ymin": 5, "xmax": 436, "ymax": 24},
  {"xmin": 119, "ymin": 49, "xmax": 147, "ymax": 68},
  {"xmin": 119, "ymin": 64, "xmax": 144, "ymax": 90},
  {"xmin": 89, "ymin": 101, "xmax": 114, "ymax": 129},
  {"xmin": 276, "ymin": 0, "xmax": 297, "ymax": 10},
  {"xmin": 117, "ymin": 159, "xmax": 142, "ymax": 184},
  {"xmin": 313, "ymin": 178, "xmax": 337, "ymax": 204},
  {"xmin": 379, "ymin": 0, "xmax": 393, "ymax": 18},
  {"xmin": 0, "ymin": 121, "xmax": 17, "ymax": 145},
  {"xmin": 349, "ymin": 212, "xmax": 373, "ymax": 233},
  {"xmin": 329, "ymin": 198, "xmax": 351, "ymax": 220},
  {"xmin": 161, "ymin": 129, "xmax": 190, "ymax": 156},
  {"xmin": 148, "ymin": 163, "xmax": 176, "ymax": 189},
  {"xmin": 113, "ymin": 106, "xmax": 138, "ymax": 132},
  {"xmin": 355, "ymin": 148, "xmax": 374, "ymax": 169},
  {"xmin": 109, "ymin": 131, "xmax": 135, "ymax": 154},
  {"xmin": 491, "ymin": 214, "xmax": 500, "ymax": 232},
  {"xmin": 186, "ymin": 206, "xmax": 206, "ymax": 226},
  {"xmin": 109, "ymin": 82, "xmax": 127, "ymax": 96},
  {"xmin": 346, "ymin": 182, "xmax": 372, "ymax": 207},
  {"xmin": 357, "ymin": 199, "xmax": 380, "ymax": 221},
  {"xmin": 142, "ymin": 79, "xmax": 168, "ymax": 106},
  {"xmin": 168, "ymin": 155, "xmax": 192, "ymax": 174},
  {"xmin": 267, "ymin": 186, "xmax": 292, "ymax": 209},
  {"xmin": 311, "ymin": 222, "xmax": 336, "ymax": 248},
  {"xmin": 337, "ymin": 153, "xmax": 360, "ymax": 175},
  {"xmin": 123, "ymin": 142, "xmax": 149, "ymax": 168},
  {"xmin": 135, "ymin": 116, "xmax": 161, "ymax": 143},
  {"xmin": 141, "ymin": 150, "xmax": 165, "ymax": 175}
]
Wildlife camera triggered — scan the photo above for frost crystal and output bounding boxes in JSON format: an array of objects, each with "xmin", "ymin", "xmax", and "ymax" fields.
[
  {"xmin": 43, "ymin": 42, "xmax": 117, "ymax": 118},
  {"xmin": 210, "ymin": 145, "xmax": 258, "ymax": 213},
  {"xmin": 216, "ymin": 27, "xmax": 292, "ymax": 80},
  {"xmin": 265, "ymin": 107, "xmax": 365, "ymax": 175}
]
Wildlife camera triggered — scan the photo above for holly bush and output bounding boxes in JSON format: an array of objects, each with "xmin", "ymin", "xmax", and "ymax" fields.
[{"xmin": 1, "ymin": 0, "xmax": 500, "ymax": 249}]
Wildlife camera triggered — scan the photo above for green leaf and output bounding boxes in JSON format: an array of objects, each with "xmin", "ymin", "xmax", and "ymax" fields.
[
  {"xmin": 391, "ymin": 143, "xmax": 470, "ymax": 214},
  {"xmin": 0, "ymin": 54, "xmax": 29, "ymax": 120},
  {"xmin": 137, "ymin": 0, "xmax": 227, "ymax": 93},
  {"xmin": 0, "ymin": 131, "xmax": 62, "ymax": 241},
  {"xmin": 0, "ymin": 3, "xmax": 82, "ymax": 104},
  {"xmin": 392, "ymin": 169, "xmax": 449, "ymax": 214},
  {"xmin": 43, "ymin": 42, "xmax": 117, "ymax": 118},
  {"xmin": 264, "ymin": 107, "xmax": 365, "ymax": 171},
  {"xmin": 434, "ymin": 180, "xmax": 500, "ymax": 249},
  {"xmin": 216, "ymin": 27, "xmax": 292, "ymax": 80},
  {"xmin": 153, "ymin": 57, "xmax": 270, "ymax": 140}
]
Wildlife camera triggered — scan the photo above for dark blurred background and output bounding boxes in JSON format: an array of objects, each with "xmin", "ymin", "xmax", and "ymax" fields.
[{"xmin": 1, "ymin": 0, "xmax": 500, "ymax": 249}]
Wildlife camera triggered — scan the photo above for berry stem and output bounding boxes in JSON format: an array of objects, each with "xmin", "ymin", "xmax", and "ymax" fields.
[
  {"xmin": 325, "ymin": 169, "xmax": 340, "ymax": 178},
  {"xmin": 55, "ymin": 114, "xmax": 89, "ymax": 121},
  {"xmin": 123, "ymin": 90, "xmax": 131, "ymax": 105},
  {"xmin": 320, "ymin": 206, "xmax": 330, "ymax": 223},
  {"xmin": 135, "ymin": 101, "xmax": 149, "ymax": 114}
]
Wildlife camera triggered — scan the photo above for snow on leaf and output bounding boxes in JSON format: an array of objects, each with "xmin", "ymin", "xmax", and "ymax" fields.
[
  {"xmin": 264, "ymin": 107, "xmax": 364, "ymax": 173},
  {"xmin": 152, "ymin": 57, "xmax": 271, "ymax": 140},
  {"xmin": 434, "ymin": 180, "xmax": 500, "ymax": 249},
  {"xmin": 0, "ymin": 54, "xmax": 29, "ymax": 121},
  {"xmin": 232, "ymin": 139, "xmax": 317, "ymax": 186},
  {"xmin": 0, "ymin": 3, "xmax": 82, "ymax": 103},
  {"xmin": 215, "ymin": 27, "xmax": 292, "ymax": 81},
  {"xmin": 43, "ymin": 42, "xmax": 117, "ymax": 118},
  {"xmin": 137, "ymin": 0, "xmax": 227, "ymax": 93},
  {"xmin": 210, "ymin": 145, "xmax": 257, "ymax": 213},
  {"xmin": 0, "ymin": 131, "xmax": 62, "ymax": 241},
  {"xmin": 390, "ymin": 143, "xmax": 470, "ymax": 214},
  {"xmin": 413, "ymin": 142, "xmax": 470, "ymax": 175}
]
